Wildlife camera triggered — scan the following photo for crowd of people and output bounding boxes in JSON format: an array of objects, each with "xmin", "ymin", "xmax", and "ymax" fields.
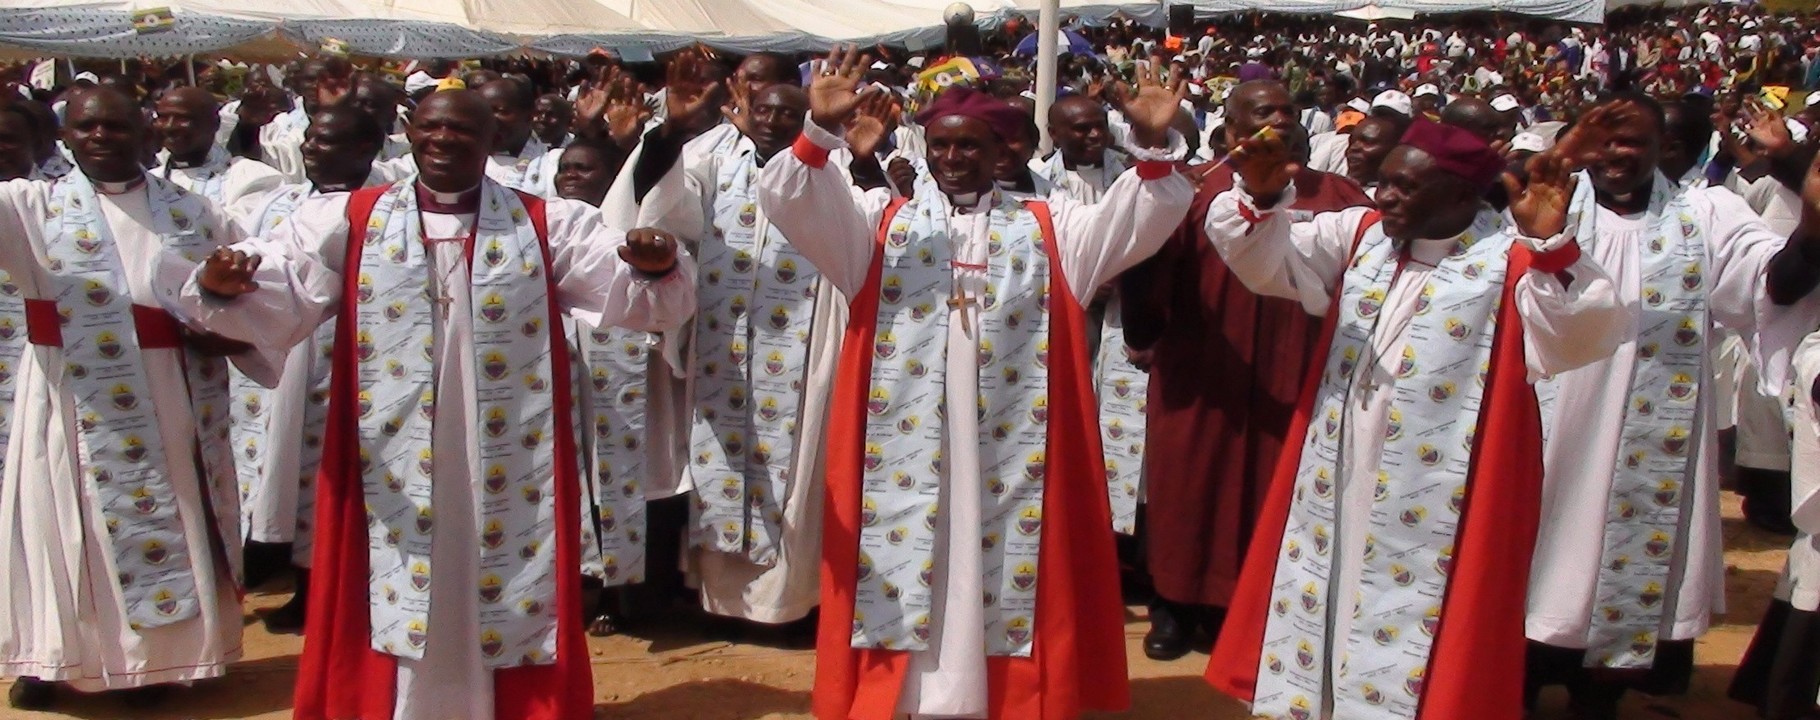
[{"xmin": 0, "ymin": 2, "xmax": 1819, "ymax": 720}]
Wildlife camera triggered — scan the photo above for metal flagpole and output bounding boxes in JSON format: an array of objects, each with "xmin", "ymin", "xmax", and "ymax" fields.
[{"xmin": 1035, "ymin": 0, "xmax": 1059, "ymax": 154}]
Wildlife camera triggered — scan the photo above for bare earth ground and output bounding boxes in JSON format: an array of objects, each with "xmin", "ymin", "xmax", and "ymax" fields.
[{"xmin": 0, "ymin": 490, "xmax": 1790, "ymax": 720}]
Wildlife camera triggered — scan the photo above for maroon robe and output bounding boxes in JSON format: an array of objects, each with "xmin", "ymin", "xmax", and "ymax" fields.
[{"xmin": 1118, "ymin": 166, "xmax": 1372, "ymax": 608}]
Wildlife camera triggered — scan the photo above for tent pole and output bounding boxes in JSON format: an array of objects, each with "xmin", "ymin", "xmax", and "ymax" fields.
[
  {"xmin": 1035, "ymin": 0, "xmax": 1059, "ymax": 154},
  {"xmin": 187, "ymin": 55, "xmax": 196, "ymax": 86}
]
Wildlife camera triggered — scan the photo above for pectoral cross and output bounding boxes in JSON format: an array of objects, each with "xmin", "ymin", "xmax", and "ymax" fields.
[{"xmin": 947, "ymin": 283, "xmax": 978, "ymax": 336}]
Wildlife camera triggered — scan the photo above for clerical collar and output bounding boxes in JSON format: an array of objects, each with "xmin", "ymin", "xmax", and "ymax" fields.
[
  {"xmin": 93, "ymin": 176, "xmax": 145, "ymax": 195},
  {"xmin": 167, "ymin": 153, "xmax": 212, "ymax": 170},
  {"xmin": 314, "ymin": 181, "xmax": 356, "ymax": 194},
  {"xmin": 415, "ymin": 183, "xmax": 481, "ymax": 213}
]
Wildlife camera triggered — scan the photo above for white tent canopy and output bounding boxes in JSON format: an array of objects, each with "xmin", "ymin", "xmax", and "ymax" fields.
[{"xmin": 0, "ymin": 0, "xmax": 1601, "ymax": 59}]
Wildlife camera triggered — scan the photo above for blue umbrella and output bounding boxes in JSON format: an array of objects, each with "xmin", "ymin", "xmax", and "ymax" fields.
[{"xmin": 1015, "ymin": 29, "xmax": 1093, "ymax": 56}]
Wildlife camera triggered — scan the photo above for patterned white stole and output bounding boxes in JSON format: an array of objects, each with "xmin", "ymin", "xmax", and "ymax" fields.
[
  {"xmin": 162, "ymin": 146, "xmax": 234, "ymax": 207},
  {"xmin": 230, "ymin": 184, "xmax": 329, "ymax": 559},
  {"xmin": 354, "ymin": 181, "xmax": 561, "ymax": 667},
  {"xmin": 1096, "ymin": 292, "xmax": 1148, "ymax": 535},
  {"xmin": 580, "ymin": 325, "xmax": 651, "ymax": 587},
  {"xmin": 852, "ymin": 192, "xmax": 1052, "ymax": 657},
  {"xmin": 44, "ymin": 173, "xmax": 238, "ymax": 627},
  {"xmin": 688, "ymin": 133, "xmax": 821, "ymax": 565},
  {"xmin": 1560, "ymin": 174, "xmax": 1706, "ymax": 668},
  {"xmin": 1253, "ymin": 212, "xmax": 1511, "ymax": 720},
  {"xmin": 491, "ymin": 137, "xmax": 551, "ymax": 195}
]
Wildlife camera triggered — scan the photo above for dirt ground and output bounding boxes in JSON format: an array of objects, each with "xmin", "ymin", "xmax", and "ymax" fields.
[{"xmin": 0, "ymin": 490, "xmax": 1792, "ymax": 720}]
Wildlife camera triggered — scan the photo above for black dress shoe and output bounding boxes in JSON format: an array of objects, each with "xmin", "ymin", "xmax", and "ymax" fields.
[
  {"xmin": 262, "ymin": 569, "xmax": 309, "ymax": 635},
  {"xmin": 8, "ymin": 677, "xmax": 53, "ymax": 710},
  {"xmin": 1143, "ymin": 602, "xmax": 1193, "ymax": 661}
]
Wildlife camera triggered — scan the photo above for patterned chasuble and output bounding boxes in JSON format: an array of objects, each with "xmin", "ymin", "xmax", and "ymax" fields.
[
  {"xmin": 580, "ymin": 324, "xmax": 650, "ymax": 587},
  {"xmin": 688, "ymin": 132, "xmax": 820, "ymax": 565},
  {"xmin": 1253, "ymin": 212, "xmax": 1511, "ymax": 720},
  {"xmin": 230, "ymin": 184, "xmax": 328, "ymax": 558},
  {"xmin": 45, "ymin": 173, "xmax": 238, "ymax": 628},
  {"xmin": 1563, "ymin": 175, "xmax": 1706, "ymax": 669},
  {"xmin": 1096, "ymin": 291, "xmax": 1147, "ymax": 535},
  {"xmin": 853, "ymin": 192, "xmax": 1051, "ymax": 657},
  {"xmin": 355, "ymin": 182, "xmax": 561, "ymax": 667}
]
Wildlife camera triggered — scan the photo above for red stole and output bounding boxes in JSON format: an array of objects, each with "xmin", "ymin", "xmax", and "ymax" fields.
[
  {"xmin": 294, "ymin": 185, "xmax": 593, "ymax": 720},
  {"xmin": 814, "ymin": 199, "xmax": 1129, "ymax": 720},
  {"xmin": 1206, "ymin": 223, "xmax": 1546, "ymax": 720}
]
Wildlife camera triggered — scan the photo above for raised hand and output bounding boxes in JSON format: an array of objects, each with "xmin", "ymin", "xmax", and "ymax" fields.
[
  {"xmin": 1123, "ymin": 57, "xmax": 1186, "ymax": 149},
  {"xmin": 1798, "ymin": 147, "xmax": 1820, "ymax": 231},
  {"xmin": 809, "ymin": 44, "xmax": 870, "ymax": 133},
  {"xmin": 315, "ymin": 58, "xmax": 355, "ymax": 109},
  {"xmin": 845, "ymin": 90, "xmax": 901, "ymax": 159},
  {"xmin": 1227, "ymin": 126, "xmax": 1296, "ymax": 205},
  {"xmin": 887, "ymin": 157, "xmax": 917, "ymax": 198},
  {"xmin": 663, "ymin": 47, "xmax": 721, "ymax": 131},
  {"xmin": 604, "ymin": 72, "xmax": 653, "ymax": 149},
  {"xmin": 199, "ymin": 247, "xmax": 261, "ymax": 299},
  {"xmin": 620, "ymin": 228, "xmax": 680, "ymax": 274},
  {"xmin": 1504, "ymin": 150, "xmax": 1578, "ymax": 239},
  {"xmin": 1550, "ymin": 101, "xmax": 1635, "ymax": 169},
  {"xmin": 722, "ymin": 75, "xmax": 756, "ymax": 138},
  {"xmin": 1742, "ymin": 95, "xmax": 1798, "ymax": 160}
]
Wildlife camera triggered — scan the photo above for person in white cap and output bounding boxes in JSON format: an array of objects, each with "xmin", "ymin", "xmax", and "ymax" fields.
[{"xmin": 1412, "ymin": 83, "xmax": 1442, "ymax": 117}]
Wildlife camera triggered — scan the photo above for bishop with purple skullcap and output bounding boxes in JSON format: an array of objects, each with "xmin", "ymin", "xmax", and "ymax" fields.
[
  {"xmin": 1400, "ymin": 117, "xmax": 1506, "ymax": 191},
  {"xmin": 914, "ymin": 87, "xmax": 1028, "ymax": 144}
]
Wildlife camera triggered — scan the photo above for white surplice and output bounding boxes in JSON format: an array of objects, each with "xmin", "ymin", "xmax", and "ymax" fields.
[
  {"xmin": 257, "ymin": 106, "xmax": 311, "ymax": 183},
  {"xmin": 158, "ymin": 182, "xmax": 698, "ymax": 720},
  {"xmin": 1204, "ymin": 188, "xmax": 1625, "ymax": 702},
  {"xmin": 1528, "ymin": 183, "xmax": 1817, "ymax": 648},
  {"xmin": 758, "ymin": 121, "xmax": 1192, "ymax": 718},
  {"xmin": 0, "ymin": 177, "xmax": 260, "ymax": 691},
  {"xmin": 609, "ymin": 123, "xmax": 841, "ymax": 623},
  {"xmin": 1777, "ymin": 332, "xmax": 1820, "ymax": 611},
  {"xmin": 153, "ymin": 152, "xmax": 285, "ymax": 230}
]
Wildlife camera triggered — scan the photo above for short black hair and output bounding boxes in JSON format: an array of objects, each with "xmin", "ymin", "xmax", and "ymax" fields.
[
  {"xmin": 1661, "ymin": 99, "xmax": 1714, "ymax": 156},
  {"xmin": 313, "ymin": 106, "xmax": 385, "ymax": 148},
  {"xmin": 1594, "ymin": 90, "xmax": 1667, "ymax": 134}
]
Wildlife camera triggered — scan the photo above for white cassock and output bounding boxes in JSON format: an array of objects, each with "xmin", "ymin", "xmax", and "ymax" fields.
[
  {"xmin": 1027, "ymin": 149, "xmax": 1126, "ymax": 205},
  {"xmin": 230, "ymin": 183, "xmax": 356, "ymax": 565},
  {"xmin": 1722, "ymin": 168, "xmax": 1800, "ymax": 474},
  {"xmin": 1780, "ymin": 332, "xmax": 1820, "ymax": 610},
  {"xmin": 153, "ymin": 150, "xmax": 286, "ymax": 232},
  {"xmin": 0, "ymin": 177, "xmax": 260, "ymax": 690},
  {"xmin": 161, "ymin": 182, "xmax": 697, "ymax": 720},
  {"xmin": 606, "ymin": 123, "xmax": 842, "ymax": 622},
  {"xmin": 759, "ymin": 121, "xmax": 1192, "ymax": 717},
  {"xmin": 1528, "ymin": 182, "xmax": 1817, "ymax": 650}
]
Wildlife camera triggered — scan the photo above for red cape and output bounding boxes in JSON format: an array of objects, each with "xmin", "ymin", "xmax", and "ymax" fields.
[
  {"xmin": 1205, "ymin": 225, "xmax": 1545, "ymax": 720},
  {"xmin": 814, "ymin": 199, "xmax": 1129, "ymax": 720},
  {"xmin": 293, "ymin": 186, "xmax": 594, "ymax": 720}
]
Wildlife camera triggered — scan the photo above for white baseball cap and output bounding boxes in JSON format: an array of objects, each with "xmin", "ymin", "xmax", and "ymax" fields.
[
  {"xmin": 1413, "ymin": 83, "xmax": 1441, "ymax": 98},
  {"xmin": 1346, "ymin": 97, "xmax": 1372, "ymax": 114},
  {"xmin": 1510, "ymin": 132, "xmax": 1549, "ymax": 154},
  {"xmin": 1371, "ymin": 90, "xmax": 1413, "ymax": 116},
  {"xmin": 1490, "ymin": 94, "xmax": 1521, "ymax": 112}
]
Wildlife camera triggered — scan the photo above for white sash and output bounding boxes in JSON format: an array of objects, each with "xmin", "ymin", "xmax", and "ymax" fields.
[
  {"xmin": 852, "ymin": 192, "xmax": 1051, "ymax": 657},
  {"xmin": 44, "ymin": 173, "xmax": 238, "ymax": 627},
  {"xmin": 688, "ymin": 133, "xmax": 821, "ymax": 565},
  {"xmin": 580, "ymin": 324, "xmax": 651, "ymax": 587},
  {"xmin": 1096, "ymin": 292, "xmax": 1148, "ymax": 535},
  {"xmin": 355, "ymin": 181, "xmax": 561, "ymax": 667},
  {"xmin": 230, "ymin": 184, "xmax": 330, "ymax": 561},
  {"xmin": 1253, "ymin": 212, "xmax": 1511, "ymax": 720},
  {"xmin": 1562, "ymin": 174, "xmax": 1706, "ymax": 668}
]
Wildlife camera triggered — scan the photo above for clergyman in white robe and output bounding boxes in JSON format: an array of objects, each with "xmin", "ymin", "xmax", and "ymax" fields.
[{"xmin": 159, "ymin": 179, "xmax": 698, "ymax": 720}]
